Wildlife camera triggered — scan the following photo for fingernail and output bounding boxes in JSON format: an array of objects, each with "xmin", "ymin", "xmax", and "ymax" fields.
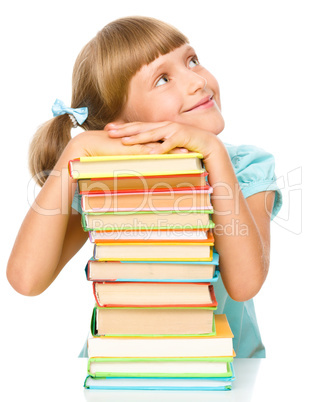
[
  {"xmin": 122, "ymin": 137, "xmax": 131, "ymax": 142},
  {"xmin": 149, "ymin": 149, "xmax": 159, "ymax": 154}
]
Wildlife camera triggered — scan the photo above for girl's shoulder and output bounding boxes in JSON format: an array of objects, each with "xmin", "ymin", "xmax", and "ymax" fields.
[{"xmin": 223, "ymin": 143, "xmax": 282, "ymax": 219}]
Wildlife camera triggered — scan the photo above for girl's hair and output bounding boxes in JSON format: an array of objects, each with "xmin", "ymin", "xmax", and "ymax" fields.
[{"xmin": 29, "ymin": 16, "xmax": 188, "ymax": 186}]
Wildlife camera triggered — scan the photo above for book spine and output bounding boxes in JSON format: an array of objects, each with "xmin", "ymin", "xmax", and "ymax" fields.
[{"xmin": 68, "ymin": 158, "xmax": 81, "ymax": 179}]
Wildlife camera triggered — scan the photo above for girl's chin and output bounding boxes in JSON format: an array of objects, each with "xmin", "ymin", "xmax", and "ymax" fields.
[
  {"xmin": 184, "ymin": 112, "xmax": 224, "ymax": 134},
  {"xmin": 215, "ymin": 120, "xmax": 225, "ymax": 134},
  {"xmin": 199, "ymin": 120, "xmax": 225, "ymax": 135}
]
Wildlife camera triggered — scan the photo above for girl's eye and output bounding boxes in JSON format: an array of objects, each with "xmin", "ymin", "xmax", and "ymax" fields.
[
  {"xmin": 155, "ymin": 75, "xmax": 169, "ymax": 87},
  {"xmin": 189, "ymin": 57, "xmax": 200, "ymax": 68}
]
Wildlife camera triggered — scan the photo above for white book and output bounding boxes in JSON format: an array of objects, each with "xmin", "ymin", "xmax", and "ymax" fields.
[{"xmin": 88, "ymin": 359, "xmax": 229, "ymax": 375}]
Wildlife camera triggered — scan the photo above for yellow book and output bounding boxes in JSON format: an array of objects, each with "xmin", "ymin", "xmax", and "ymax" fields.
[
  {"xmin": 93, "ymin": 244, "xmax": 214, "ymax": 262},
  {"xmin": 69, "ymin": 153, "xmax": 204, "ymax": 179}
]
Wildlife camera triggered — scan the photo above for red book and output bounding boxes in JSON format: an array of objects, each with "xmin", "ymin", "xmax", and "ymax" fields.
[{"xmin": 77, "ymin": 172, "xmax": 209, "ymax": 195}]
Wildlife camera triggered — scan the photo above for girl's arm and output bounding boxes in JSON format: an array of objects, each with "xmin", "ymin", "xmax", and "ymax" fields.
[
  {"xmin": 203, "ymin": 145, "xmax": 275, "ymax": 301},
  {"xmin": 106, "ymin": 121, "xmax": 275, "ymax": 302},
  {"xmin": 7, "ymin": 132, "xmax": 155, "ymax": 296},
  {"xmin": 7, "ymin": 142, "xmax": 88, "ymax": 296}
]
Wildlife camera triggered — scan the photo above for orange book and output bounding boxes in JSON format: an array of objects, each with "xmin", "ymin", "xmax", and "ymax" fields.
[
  {"xmin": 93, "ymin": 242, "xmax": 214, "ymax": 262},
  {"xmin": 81, "ymin": 189, "xmax": 213, "ymax": 213}
]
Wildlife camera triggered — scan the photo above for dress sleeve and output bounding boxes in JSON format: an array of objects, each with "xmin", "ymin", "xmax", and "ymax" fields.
[
  {"xmin": 224, "ymin": 143, "xmax": 283, "ymax": 220},
  {"xmin": 71, "ymin": 188, "xmax": 82, "ymax": 215}
]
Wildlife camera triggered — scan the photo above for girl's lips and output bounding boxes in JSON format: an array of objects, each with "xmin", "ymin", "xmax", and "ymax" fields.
[{"xmin": 185, "ymin": 95, "xmax": 214, "ymax": 112}]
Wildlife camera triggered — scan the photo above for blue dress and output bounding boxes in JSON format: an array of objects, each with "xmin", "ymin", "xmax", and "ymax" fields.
[{"xmin": 72, "ymin": 144, "xmax": 283, "ymax": 358}]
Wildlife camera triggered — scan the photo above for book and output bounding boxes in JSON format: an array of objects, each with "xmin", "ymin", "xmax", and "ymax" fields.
[
  {"xmin": 84, "ymin": 374, "xmax": 235, "ymax": 391},
  {"xmin": 94, "ymin": 230, "xmax": 214, "ymax": 246},
  {"xmin": 81, "ymin": 188, "xmax": 213, "ymax": 213},
  {"xmin": 85, "ymin": 252, "xmax": 219, "ymax": 282},
  {"xmin": 90, "ymin": 228, "xmax": 213, "ymax": 243},
  {"xmin": 92, "ymin": 232, "xmax": 214, "ymax": 262},
  {"xmin": 69, "ymin": 153, "xmax": 204, "ymax": 179},
  {"xmin": 78, "ymin": 171, "xmax": 209, "ymax": 195},
  {"xmin": 82, "ymin": 209, "xmax": 214, "ymax": 232},
  {"xmin": 93, "ymin": 243, "xmax": 214, "ymax": 261},
  {"xmin": 87, "ymin": 357, "xmax": 233, "ymax": 378},
  {"xmin": 88, "ymin": 228, "xmax": 211, "ymax": 243},
  {"xmin": 93, "ymin": 282, "xmax": 216, "ymax": 307},
  {"xmin": 91, "ymin": 305, "xmax": 216, "ymax": 336},
  {"xmin": 72, "ymin": 152, "xmax": 236, "ymax": 391},
  {"xmin": 88, "ymin": 314, "xmax": 234, "ymax": 357}
]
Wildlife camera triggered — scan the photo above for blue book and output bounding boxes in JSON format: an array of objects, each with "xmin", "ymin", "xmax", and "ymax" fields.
[
  {"xmin": 84, "ymin": 362, "xmax": 235, "ymax": 391},
  {"xmin": 85, "ymin": 252, "xmax": 219, "ymax": 282}
]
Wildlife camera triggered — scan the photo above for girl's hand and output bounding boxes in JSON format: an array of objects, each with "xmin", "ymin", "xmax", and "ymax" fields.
[
  {"xmin": 105, "ymin": 121, "xmax": 220, "ymax": 160},
  {"xmin": 69, "ymin": 130, "xmax": 156, "ymax": 157}
]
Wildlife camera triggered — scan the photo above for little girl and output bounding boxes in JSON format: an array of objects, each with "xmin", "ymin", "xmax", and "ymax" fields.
[{"xmin": 7, "ymin": 16, "xmax": 282, "ymax": 358}]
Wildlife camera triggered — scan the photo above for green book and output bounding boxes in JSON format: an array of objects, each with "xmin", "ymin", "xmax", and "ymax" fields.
[
  {"xmin": 81, "ymin": 209, "xmax": 214, "ymax": 232},
  {"xmin": 91, "ymin": 304, "xmax": 217, "ymax": 337},
  {"xmin": 90, "ymin": 306, "xmax": 217, "ymax": 337},
  {"xmin": 88, "ymin": 357, "xmax": 234, "ymax": 378}
]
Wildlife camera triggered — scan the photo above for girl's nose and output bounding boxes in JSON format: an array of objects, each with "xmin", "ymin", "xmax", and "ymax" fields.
[{"xmin": 186, "ymin": 71, "xmax": 207, "ymax": 94}]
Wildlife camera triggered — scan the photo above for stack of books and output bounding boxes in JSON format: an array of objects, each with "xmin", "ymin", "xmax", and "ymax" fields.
[{"xmin": 69, "ymin": 153, "xmax": 235, "ymax": 391}]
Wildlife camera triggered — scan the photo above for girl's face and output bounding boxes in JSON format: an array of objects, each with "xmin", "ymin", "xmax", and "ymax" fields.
[{"xmin": 119, "ymin": 44, "xmax": 225, "ymax": 135}]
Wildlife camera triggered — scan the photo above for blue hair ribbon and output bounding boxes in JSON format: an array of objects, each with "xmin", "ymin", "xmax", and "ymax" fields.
[{"xmin": 51, "ymin": 99, "xmax": 88, "ymax": 125}]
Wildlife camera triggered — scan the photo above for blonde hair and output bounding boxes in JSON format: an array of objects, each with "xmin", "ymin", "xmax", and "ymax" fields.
[{"xmin": 29, "ymin": 16, "xmax": 188, "ymax": 186}]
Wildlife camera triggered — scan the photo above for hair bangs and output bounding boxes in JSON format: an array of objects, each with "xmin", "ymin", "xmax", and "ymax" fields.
[
  {"xmin": 111, "ymin": 17, "xmax": 189, "ymax": 77},
  {"xmin": 72, "ymin": 17, "xmax": 190, "ymax": 128}
]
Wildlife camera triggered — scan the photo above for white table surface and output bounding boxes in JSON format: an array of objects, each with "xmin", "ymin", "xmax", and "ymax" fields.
[{"xmin": 2, "ymin": 356, "xmax": 324, "ymax": 401}]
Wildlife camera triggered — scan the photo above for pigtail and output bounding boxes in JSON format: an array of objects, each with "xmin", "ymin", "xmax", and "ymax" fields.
[
  {"xmin": 28, "ymin": 115, "xmax": 72, "ymax": 187},
  {"xmin": 28, "ymin": 16, "xmax": 189, "ymax": 187}
]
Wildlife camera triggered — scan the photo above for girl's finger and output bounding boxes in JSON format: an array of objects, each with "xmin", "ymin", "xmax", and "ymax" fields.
[
  {"xmin": 121, "ymin": 129, "xmax": 168, "ymax": 145},
  {"xmin": 125, "ymin": 143, "xmax": 155, "ymax": 154},
  {"xmin": 140, "ymin": 143, "xmax": 188, "ymax": 154},
  {"xmin": 105, "ymin": 121, "xmax": 140, "ymax": 131},
  {"xmin": 149, "ymin": 132, "xmax": 189, "ymax": 155},
  {"xmin": 143, "ymin": 142, "xmax": 162, "ymax": 149},
  {"xmin": 120, "ymin": 123, "xmax": 181, "ymax": 145},
  {"xmin": 167, "ymin": 148, "xmax": 189, "ymax": 154},
  {"xmin": 107, "ymin": 121, "xmax": 170, "ymax": 138},
  {"xmin": 104, "ymin": 119, "xmax": 125, "ymax": 130}
]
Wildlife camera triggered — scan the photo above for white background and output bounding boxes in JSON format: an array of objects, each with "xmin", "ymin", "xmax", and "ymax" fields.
[{"xmin": 1, "ymin": 0, "xmax": 327, "ymax": 400}]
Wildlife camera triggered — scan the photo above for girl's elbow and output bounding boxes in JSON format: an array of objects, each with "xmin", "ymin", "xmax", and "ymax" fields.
[
  {"xmin": 226, "ymin": 276, "xmax": 266, "ymax": 302},
  {"xmin": 6, "ymin": 261, "xmax": 44, "ymax": 297},
  {"xmin": 229, "ymin": 264, "xmax": 269, "ymax": 302},
  {"xmin": 228, "ymin": 287, "xmax": 261, "ymax": 302}
]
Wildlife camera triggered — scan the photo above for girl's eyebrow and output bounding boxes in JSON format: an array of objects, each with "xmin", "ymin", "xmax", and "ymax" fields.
[
  {"xmin": 184, "ymin": 45, "xmax": 195, "ymax": 53},
  {"xmin": 147, "ymin": 45, "xmax": 196, "ymax": 83},
  {"xmin": 147, "ymin": 60, "xmax": 168, "ymax": 83}
]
